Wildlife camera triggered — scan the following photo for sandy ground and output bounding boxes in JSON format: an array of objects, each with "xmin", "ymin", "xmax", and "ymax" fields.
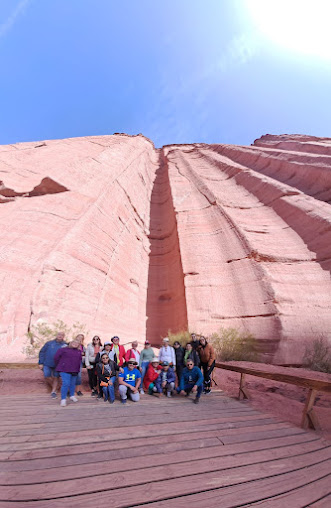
[{"xmin": 0, "ymin": 366, "xmax": 330, "ymax": 442}]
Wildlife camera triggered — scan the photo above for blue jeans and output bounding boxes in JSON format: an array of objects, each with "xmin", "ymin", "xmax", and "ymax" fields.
[
  {"xmin": 60, "ymin": 372, "xmax": 78, "ymax": 399},
  {"xmin": 178, "ymin": 383, "xmax": 203, "ymax": 398},
  {"xmin": 140, "ymin": 361, "xmax": 149, "ymax": 384},
  {"xmin": 102, "ymin": 376, "xmax": 116, "ymax": 401}
]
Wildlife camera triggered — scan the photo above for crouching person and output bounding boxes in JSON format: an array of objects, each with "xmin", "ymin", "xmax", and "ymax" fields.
[
  {"xmin": 96, "ymin": 352, "xmax": 120, "ymax": 404},
  {"xmin": 177, "ymin": 359, "xmax": 203, "ymax": 404},
  {"xmin": 144, "ymin": 357, "xmax": 162, "ymax": 395},
  {"xmin": 155, "ymin": 361, "xmax": 176, "ymax": 398},
  {"xmin": 118, "ymin": 359, "xmax": 141, "ymax": 404}
]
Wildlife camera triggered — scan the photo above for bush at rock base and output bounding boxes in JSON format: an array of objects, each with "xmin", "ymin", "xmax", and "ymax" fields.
[
  {"xmin": 303, "ymin": 336, "xmax": 331, "ymax": 374},
  {"xmin": 23, "ymin": 320, "xmax": 88, "ymax": 358}
]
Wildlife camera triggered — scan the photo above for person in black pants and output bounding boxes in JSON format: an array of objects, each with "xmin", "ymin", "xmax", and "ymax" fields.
[
  {"xmin": 173, "ymin": 341, "xmax": 185, "ymax": 385},
  {"xmin": 197, "ymin": 336, "xmax": 216, "ymax": 394}
]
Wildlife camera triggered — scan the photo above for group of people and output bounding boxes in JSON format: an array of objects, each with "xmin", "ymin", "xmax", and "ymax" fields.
[{"xmin": 38, "ymin": 332, "xmax": 216, "ymax": 406}]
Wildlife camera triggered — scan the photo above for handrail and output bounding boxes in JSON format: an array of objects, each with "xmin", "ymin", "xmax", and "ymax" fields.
[{"xmin": 215, "ymin": 361, "xmax": 331, "ymax": 431}]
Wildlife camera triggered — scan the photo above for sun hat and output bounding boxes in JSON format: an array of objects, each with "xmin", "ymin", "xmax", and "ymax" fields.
[
  {"xmin": 104, "ymin": 341, "xmax": 111, "ymax": 346},
  {"xmin": 163, "ymin": 337, "xmax": 169, "ymax": 342},
  {"xmin": 127, "ymin": 359, "xmax": 138, "ymax": 365},
  {"xmin": 151, "ymin": 357, "xmax": 159, "ymax": 363}
]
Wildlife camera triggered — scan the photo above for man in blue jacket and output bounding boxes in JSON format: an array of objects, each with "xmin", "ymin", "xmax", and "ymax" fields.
[
  {"xmin": 155, "ymin": 361, "xmax": 176, "ymax": 397},
  {"xmin": 38, "ymin": 332, "xmax": 67, "ymax": 398},
  {"xmin": 178, "ymin": 359, "xmax": 203, "ymax": 404}
]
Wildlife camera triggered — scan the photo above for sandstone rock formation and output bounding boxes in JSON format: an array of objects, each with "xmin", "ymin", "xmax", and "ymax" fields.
[{"xmin": 1, "ymin": 133, "xmax": 330, "ymax": 363}]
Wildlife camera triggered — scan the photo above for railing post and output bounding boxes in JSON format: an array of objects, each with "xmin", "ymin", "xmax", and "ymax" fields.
[
  {"xmin": 239, "ymin": 373, "xmax": 249, "ymax": 400},
  {"xmin": 301, "ymin": 388, "xmax": 320, "ymax": 430}
]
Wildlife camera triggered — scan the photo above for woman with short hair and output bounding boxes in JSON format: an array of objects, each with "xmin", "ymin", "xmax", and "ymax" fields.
[{"xmin": 54, "ymin": 338, "xmax": 82, "ymax": 407}]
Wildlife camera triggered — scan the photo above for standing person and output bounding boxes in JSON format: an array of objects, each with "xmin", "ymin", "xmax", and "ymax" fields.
[
  {"xmin": 173, "ymin": 341, "xmax": 185, "ymax": 385},
  {"xmin": 190, "ymin": 333, "xmax": 200, "ymax": 351},
  {"xmin": 139, "ymin": 340, "xmax": 154, "ymax": 394},
  {"xmin": 178, "ymin": 359, "xmax": 204, "ymax": 404},
  {"xmin": 125, "ymin": 341, "xmax": 140, "ymax": 365},
  {"xmin": 54, "ymin": 338, "xmax": 82, "ymax": 407},
  {"xmin": 75, "ymin": 334, "xmax": 85, "ymax": 396},
  {"xmin": 118, "ymin": 359, "xmax": 141, "ymax": 404},
  {"xmin": 197, "ymin": 336, "xmax": 216, "ymax": 394},
  {"xmin": 38, "ymin": 332, "xmax": 67, "ymax": 399},
  {"xmin": 184, "ymin": 342, "xmax": 200, "ymax": 367},
  {"xmin": 96, "ymin": 352, "xmax": 120, "ymax": 404},
  {"xmin": 143, "ymin": 357, "xmax": 162, "ymax": 394},
  {"xmin": 159, "ymin": 338, "xmax": 176, "ymax": 367},
  {"xmin": 155, "ymin": 362, "xmax": 176, "ymax": 398},
  {"xmin": 85, "ymin": 336, "xmax": 103, "ymax": 396},
  {"xmin": 110, "ymin": 336, "xmax": 126, "ymax": 367}
]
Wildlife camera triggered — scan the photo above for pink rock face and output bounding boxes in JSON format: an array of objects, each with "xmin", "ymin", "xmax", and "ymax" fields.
[{"xmin": 1, "ymin": 133, "xmax": 331, "ymax": 363}]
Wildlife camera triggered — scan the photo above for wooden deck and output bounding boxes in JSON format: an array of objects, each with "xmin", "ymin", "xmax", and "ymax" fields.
[{"xmin": 0, "ymin": 391, "xmax": 330, "ymax": 507}]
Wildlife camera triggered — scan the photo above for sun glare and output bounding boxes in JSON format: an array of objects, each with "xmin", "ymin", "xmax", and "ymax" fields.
[{"xmin": 246, "ymin": 0, "xmax": 331, "ymax": 60}]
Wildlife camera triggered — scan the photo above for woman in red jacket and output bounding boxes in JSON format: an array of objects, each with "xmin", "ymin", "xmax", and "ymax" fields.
[
  {"xmin": 110, "ymin": 336, "xmax": 126, "ymax": 366},
  {"xmin": 143, "ymin": 358, "xmax": 162, "ymax": 394}
]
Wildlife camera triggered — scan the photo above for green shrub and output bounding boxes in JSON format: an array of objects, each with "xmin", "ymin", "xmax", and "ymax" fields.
[
  {"xmin": 23, "ymin": 320, "xmax": 88, "ymax": 358},
  {"xmin": 211, "ymin": 327, "xmax": 259, "ymax": 362},
  {"xmin": 167, "ymin": 330, "xmax": 194, "ymax": 347},
  {"xmin": 303, "ymin": 336, "xmax": 331, "ymax": 374}
]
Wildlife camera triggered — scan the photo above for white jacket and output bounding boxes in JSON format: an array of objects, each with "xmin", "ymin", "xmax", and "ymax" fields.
[
  {"xmin": 85, "ymin": 343, "xmax": 98, "ymax": 367},
  {"xmin": 159, "ymin": 345, "xmax": 176, "ymax": 366}
]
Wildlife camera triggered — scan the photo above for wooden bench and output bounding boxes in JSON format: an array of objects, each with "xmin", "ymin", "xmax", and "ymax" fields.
[{"xmin": 215, "ymin": 361, "xmax": 331, "ymax": 431}]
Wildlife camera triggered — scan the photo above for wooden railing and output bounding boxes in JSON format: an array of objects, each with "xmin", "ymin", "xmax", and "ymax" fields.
[{"xmin": 215, "ymin": 361, "xmax": 331, "ymax": 431}]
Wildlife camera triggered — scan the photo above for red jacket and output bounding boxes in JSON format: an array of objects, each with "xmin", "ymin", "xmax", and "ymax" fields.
[
  {"xmin": 110, "ymin": 344, "xmax": 126, "ymax": 366},
  {"xmin": 144, "ymin": 363, "xmax": 162, "ymax": 390},
  {"xmin": 125, "ymin": 348, "xmax": 140, "ymax": 363}
]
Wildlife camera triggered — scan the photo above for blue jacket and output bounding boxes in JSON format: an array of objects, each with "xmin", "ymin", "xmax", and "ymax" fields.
[
  {"xmin": 39, "ymin": 339, "xmax": 67, "ymax": 368},
  {"xmin": 155, "ymin": 367, "xmax": 176, "ymax": 392},
  {"xmin": 179, "ymin": 366, "xmax": 203, "ymax": 390}
]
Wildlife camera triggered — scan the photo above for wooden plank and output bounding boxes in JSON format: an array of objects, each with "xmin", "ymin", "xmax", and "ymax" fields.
[
  {"xmin": 0, "ymin": 442, "xmax": 331, "ymax": 502},
  {"xmin": 308, "ymin": 494, "xmax": 331, "ymax": 507},
  {"xmin": 216, "ymin": 361, "xmax": 331, "ymax": 392},
  {"xmin": 0, "ymin": 424, "xmax": 301, "ymax": 469},
  {"xmin": 0, "ymin": 415, "xmax": 278, "ymax": 454},
  {"xmin": 246, "ymin": 474, "xmax": 331, "ymax": 506},
  {"xmin": 0, "ymin": 433, "xmax": 319, "ymax": 486},
  {"xmin": 143, "ymin": 465, "xmax": 331, "ymax": 508},
  {"xmin": 0, "ymin": 408, "xmax": 261, "ymax": 436},
  {"xmin": 3, "ymin": 448, "xmax": 329, "ymax": 505}
]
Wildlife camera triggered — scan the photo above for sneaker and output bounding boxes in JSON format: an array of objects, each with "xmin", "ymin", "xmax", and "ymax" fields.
[
  {"xmin": 51, "ymin": 392, "xmax": 57, "ymax": 399},
  {"xmin": 120, "ymin": 399, "xmax": 127, "ymax": 404},
  {"xmin": 193, "ymin": 397, "xmax": 200, "ymax": 404},
  {"xmin": 104, "ymin": 398, "xmax": 108, "ymax": 402},
  {"xmin": 205, "ymin": 390, "xmax": 212, "ymax": 395},
  {"xmin": 70, "ymin": 396, "xmax": 78, "ymax": 403},
  {"xmin": 140, "ymin": 389, "xmax": 144, "ymax": 394},
  {"xmin": 91, "ymin": 390, "xmax": 97, "ymax": 397},
  {"xmin": 60, "ymin": 399, "xmax": 67, "ymax": 407},
  {"xmin": 109, "ymin": 399, "xmax": 114, "ymax": 404},
  {"xmin": 76, "ymin": 391, "xmax": 83, "ymax": 396},
  {"xmin": 97, "ymin": 394, "xmax": 103, "ymax": 400},
  {"xmin": 167, "ymin": 391, "xmax": 172, "ymax": 398},
  {"xmin": 185, "ymin": 393, "xmax": 190, "ymax": 397}
]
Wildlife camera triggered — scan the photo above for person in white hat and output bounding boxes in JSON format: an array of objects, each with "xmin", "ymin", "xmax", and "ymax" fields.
[{"xmin": 158, "ymin": 338, "xmax": 176, "ymax": 367}]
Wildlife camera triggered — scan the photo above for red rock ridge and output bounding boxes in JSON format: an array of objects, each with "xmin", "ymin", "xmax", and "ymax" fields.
[{"xmin": 0, "ymin": 133, "xmax": 330, "ymax": 363}]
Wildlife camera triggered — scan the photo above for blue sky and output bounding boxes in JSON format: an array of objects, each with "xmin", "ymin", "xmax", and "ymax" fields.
[{"xmin": 1, "ymin": 0, "xmax": 331, "ymax": 148}]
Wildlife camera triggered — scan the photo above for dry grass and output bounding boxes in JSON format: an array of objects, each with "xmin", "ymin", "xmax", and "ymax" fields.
[
  {"xmin": 210, "ymin": 327, "xmax": 259, "ymax": 362},
  {"xmin": 23, "ymin": 320, "xmax": 88, "ymax": 358},
  {"xmin": 303, "ymin": 336, "xmax": 331, "ymax": 374}
]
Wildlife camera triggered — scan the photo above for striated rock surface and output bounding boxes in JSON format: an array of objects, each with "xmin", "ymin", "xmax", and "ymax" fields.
[{"xmin": 1, "ymin": 134, "xmax": 331, "ymax": 363}]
